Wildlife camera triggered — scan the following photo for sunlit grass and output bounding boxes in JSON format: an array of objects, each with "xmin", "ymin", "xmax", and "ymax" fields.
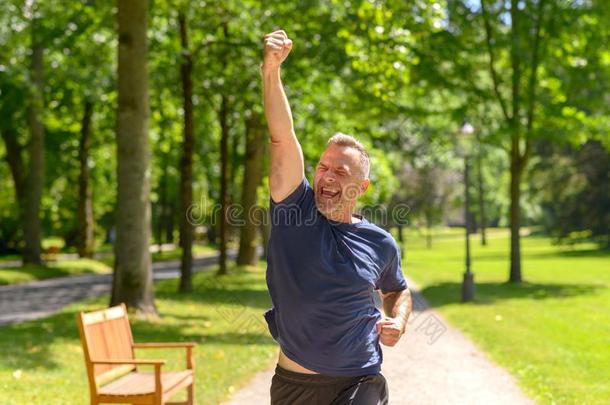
[
  {"xmin": 151, "ymin": 244, "xmax": 217, "ymax": 262},
  {"xmin": 405, "ymin": 229, "xmax": 610, "ymax": 404},
  {"xmin": 0, "ymin": 259, "xmax": 111, "ymax": 286},
  {"xmin": 0, "ymin": 265, "xmax": 276, "ymax": 404},
  {"xmin": 0, "ymin": 244, "xmax": 218, "ymax": 285}
]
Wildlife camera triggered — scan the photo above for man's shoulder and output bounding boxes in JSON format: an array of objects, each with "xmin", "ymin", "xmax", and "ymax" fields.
[
  {"xmin": 270, "ymin": 177, "xmax": 313, "ymax": 207},
  {"xmin": 359, "ymin": 221, "xmax": 399, "ymax": 250}
]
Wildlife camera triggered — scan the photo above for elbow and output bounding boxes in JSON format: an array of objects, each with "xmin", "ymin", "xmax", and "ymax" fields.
[{"xmin": 269, "ymin": 130, "xmax": 297, "ymax": 146}]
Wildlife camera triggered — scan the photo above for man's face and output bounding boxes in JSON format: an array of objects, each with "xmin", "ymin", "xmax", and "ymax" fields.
[{"xmin": 313, "ymin": 144, "xmax": 368, "ymax": 220}]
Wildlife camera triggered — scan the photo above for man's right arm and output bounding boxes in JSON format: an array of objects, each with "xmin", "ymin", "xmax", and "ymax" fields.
[{"xmin": 261, "ymin": 30, "xmax": 304, "ymax": 203}]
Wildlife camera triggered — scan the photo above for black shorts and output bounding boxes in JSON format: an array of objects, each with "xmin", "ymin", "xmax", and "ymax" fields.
[{"xmin": 270, "ymin": 364, "xmax": 389, "ymax": 405}]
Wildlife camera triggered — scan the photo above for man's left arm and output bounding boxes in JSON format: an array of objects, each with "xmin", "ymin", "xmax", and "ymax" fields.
[{"xmin": 377, "ymin": 288, "xmax": 413, "ymax": 347}]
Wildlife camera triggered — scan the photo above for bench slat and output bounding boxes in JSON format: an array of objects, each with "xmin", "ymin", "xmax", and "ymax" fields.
[{"xmin": 99, "ymin": 370, "xmax": 193, "ymax": 396}]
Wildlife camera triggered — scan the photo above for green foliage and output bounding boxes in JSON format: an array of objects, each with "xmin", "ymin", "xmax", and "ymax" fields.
[
  {"xmin": 0, "ymin": 1, "xmax": 608, "ymax": 263},
  {"xmin": 530, "ymin": 140, "xmax": 610, "ymax": 246}
]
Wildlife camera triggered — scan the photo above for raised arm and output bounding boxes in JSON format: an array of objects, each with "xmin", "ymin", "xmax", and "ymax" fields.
[{"xmin": 261, "ymin": 30, "xmax": 304, "ymax": 203}]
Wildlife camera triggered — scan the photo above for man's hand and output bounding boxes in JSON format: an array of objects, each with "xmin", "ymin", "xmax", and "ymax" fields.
[
  {"xmin": 376, "ymin": 316, "xmax": 405, "ymax": 347},
  {"xmin": 263, "ymin": 30, "xmax": 293, "ymax": 71}
]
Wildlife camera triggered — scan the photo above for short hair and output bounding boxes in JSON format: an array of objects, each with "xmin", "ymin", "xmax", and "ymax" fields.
[{"xmin": 327, "ymin": 132, "xmax": 370, "ymax": 179}]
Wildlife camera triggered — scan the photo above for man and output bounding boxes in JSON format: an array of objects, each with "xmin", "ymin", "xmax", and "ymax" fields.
[{"xmin": 261, "ymin": 29, "xmax": 412, "ymax": 405}]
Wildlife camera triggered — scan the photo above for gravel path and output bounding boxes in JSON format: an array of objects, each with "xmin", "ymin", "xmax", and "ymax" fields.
[
  {"xmin": 0, "ymin": 254, "xmax": 229, "ymax": 326},
  {"xmin": 222, "ymin": 279, "xmax": 533, "ymax": 405}
]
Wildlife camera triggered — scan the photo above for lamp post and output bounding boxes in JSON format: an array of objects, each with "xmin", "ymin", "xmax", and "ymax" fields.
[{"xmin": 459, "ymin": 122, "xmax": 475, "ymax": 302}]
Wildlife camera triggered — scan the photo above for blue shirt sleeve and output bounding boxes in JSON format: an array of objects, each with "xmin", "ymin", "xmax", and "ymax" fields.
[
  {"xmin": 375, "ymin": 243, "xmax": 407, "ymax": 293},
  {"xmin": 269, "ymin": 177, "xmax": 314, "ymax": 228},
  {"xmin": 270, "ymin": 177, "xmax": 308, "ymax": 206}
]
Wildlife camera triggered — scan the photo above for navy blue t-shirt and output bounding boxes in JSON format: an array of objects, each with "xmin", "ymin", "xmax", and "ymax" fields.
[{"xmin": 264, "ymin": 177, "xmax": 407, "ymax": 377}]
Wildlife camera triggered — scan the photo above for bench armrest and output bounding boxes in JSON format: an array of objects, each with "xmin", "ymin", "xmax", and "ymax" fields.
[
  {"xmin": 133, "ymin": 342, "xmax": 196, "ymax": 349},
  {"xmin": 133, "ymin": 342, "xmax": 196, "ymax": 369}
]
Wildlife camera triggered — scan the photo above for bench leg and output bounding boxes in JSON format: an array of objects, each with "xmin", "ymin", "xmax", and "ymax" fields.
[{"xmin": 187, "ymin": 383, "xmax": 194, "ymax": 405}]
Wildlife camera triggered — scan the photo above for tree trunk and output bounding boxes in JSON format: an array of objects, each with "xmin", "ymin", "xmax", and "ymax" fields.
[
  {"xmin": 155, "ymin": 91, "xmax": 170, "ymax": 253},
  {"xmin": 509, "ymin": 148, "xmax": 524, "ymax": 283},
  {"xmin": 237, "ymin": 112, "xmax": 265, "ymax": 265},
  {"xmin": 508, "ymin": 0, "xmax": 523, "ymax": 283},
  {"xmin": 1, "ymin": 129, "xmax": 27, "ymax": 208},
  {"xmin": 397, "ymin": 224, "xmax": 404, "ymax": 243},
  {"xmin": 218, "ymin": 93, "xmax": 230, "ymax": 275},
  {"xmin": 425, "ymin": 211, "xmax": 432, "ymax": 249},
  {"xmin": 217, "ymin": 21, "xmax": 231, "ymax": 276},
  {"xmin": 165, "ymin": 201, "xmax": 175, "ymax": 244},
  {"xmin": 23, "ymin": 31, "xmax": 45, "ymax": 265},
  {"xmin": 258, "ymin": 207, "xmax": 271, "ymax": 260},
  {"xmin": 157, "ymin": 153, "xmax": 169, "ymax": 251},
  {"xmin": 178, "ymin": 12, "xmax": 194, "ymax": 292},
  {"xmin": 230, "ymin": 120, "xmax": 241, "ymax": 204},
  {"xmin": 78, "ymin": 99, "xmax": 95, "ymax": 258},
  {"xmin": 111, "ymin": 0, "xmax": 157, "ymax": 315}
]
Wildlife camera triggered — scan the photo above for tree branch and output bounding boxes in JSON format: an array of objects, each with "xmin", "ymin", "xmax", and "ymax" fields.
[
  {"xmin": 480, "ymin": 0, "xmax": 511, "ymax": 122},
  {"xmin": 523, "ymin": 0, "xmax": 548, "ymax": 164}
]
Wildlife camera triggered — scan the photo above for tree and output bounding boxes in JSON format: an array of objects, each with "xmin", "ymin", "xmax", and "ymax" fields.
[
  {"xmin": 22, "ymin": 14, "xmax": 45, "ymax": 265},
  {"xmin": 411, "ymin": 0, "xmax": 610, "ymax": 282},
  {"xmin": 111, "ymin": 0, "xmax": 156, "ymax": 315},
  {"xmin": 237, "ymin": 110, "xmax": 266, "ymax": 265},
  {"xmin": 178, "ymin": 10, "xmax": 194, "ymax": 292},
  {"xmin": 77, "ymin": 99, "xmax": 94, "ymax": 258}
]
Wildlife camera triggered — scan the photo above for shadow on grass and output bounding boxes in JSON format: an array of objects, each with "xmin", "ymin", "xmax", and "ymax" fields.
[
  {"xmin": 0, "ymin": 311, "xmax": 80, "ymax": 370},
  {"xmin": 420, "ymin": 281, "xmax": 604, "ymax": 307},
  {"xmin": 0, "ymin": 269, "xmax": 273, "ymax": 371},
  {"xmin": 0, "ymin": 264, "xmax": 94, "ymax": 285},
  {"xmin": 527, "ymin": 248, "xmax": 610, "ymax": 259},
  {"xmin": 465, "ymin": 246, "xmax": 610, "ymax": 262},
  {"xmin": 155, "ymin": 276, "xmax": 271, "ymax": 310}
]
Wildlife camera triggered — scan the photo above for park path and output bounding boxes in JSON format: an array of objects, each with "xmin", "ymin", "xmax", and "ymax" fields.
[
  {"xmin": 0, "ymin": 253, "xmax": 231, "ymax": 326},
  {"xmin": 222, "ymin": 279, "xmax": 533, "ymax": 405}
]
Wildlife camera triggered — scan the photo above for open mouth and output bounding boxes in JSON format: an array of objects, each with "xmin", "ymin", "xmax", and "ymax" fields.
[{"xmin": 320, "ymin": 186, "xmax": 340, "ymax": 199}]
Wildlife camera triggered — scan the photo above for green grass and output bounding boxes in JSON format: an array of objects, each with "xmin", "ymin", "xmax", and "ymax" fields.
[
  {"xmin": 0, "ymin": 265, "xmax": 276, "ymax": 404},
  {"xmin": 151, "ymin": 244, "xmax": 217, "ymax": 262},
  {"xmin": 0, "ymin": 259, "xmax": 111, "ymax": 286},
  {"xmin": 405, "ymin": 229, "xmax": 610, "ymax": 404},
  {"xmin": 3, "ymin": 228, "xmax": 607, "ymax": 403},
  {"xmin": 0, "ymin": 244, "xmax": 218, "ymax": 286}
]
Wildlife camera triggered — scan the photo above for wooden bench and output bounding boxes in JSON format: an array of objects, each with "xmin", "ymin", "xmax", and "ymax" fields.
[
  {"xmin": 43, "ymin": 245, "xmax": 61, "ymax": 262},
  {"xmin": 76, "ymin": 303, "xmax": 196, "ymax": 405}
]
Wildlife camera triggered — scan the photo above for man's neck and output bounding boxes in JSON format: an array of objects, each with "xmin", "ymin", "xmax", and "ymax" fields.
[{"xmin": 327, "ymin": 210, "xmax": 361, "ymax": 224}]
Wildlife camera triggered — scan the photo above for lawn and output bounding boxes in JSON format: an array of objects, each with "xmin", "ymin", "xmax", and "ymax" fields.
[
  {"xmin": 404, "ymin": 228, "xmax": 610, "ymax": 404},
  {"xmin": 2, "ymin": 229, "xmax": 608, "ymax": 404},
  {"xmin": 0, "ymin": 265, "xmax": 277, "ymax": 404},
  {"xmin": 0, "ymin": 243, "xmax": 217, "ymax": 286},
  {"xmin": 0, "ymin": 259, "xmax": 111, "ymax": 286}
]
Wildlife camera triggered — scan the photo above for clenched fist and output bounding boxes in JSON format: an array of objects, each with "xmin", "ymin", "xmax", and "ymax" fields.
[
  {"xmin": 262, "ymin": 30, "xmax": 293, "ymax": 70},
  {"xmin": 376, "ymin": 316, "xmax": 405, "ymax": 347}
]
